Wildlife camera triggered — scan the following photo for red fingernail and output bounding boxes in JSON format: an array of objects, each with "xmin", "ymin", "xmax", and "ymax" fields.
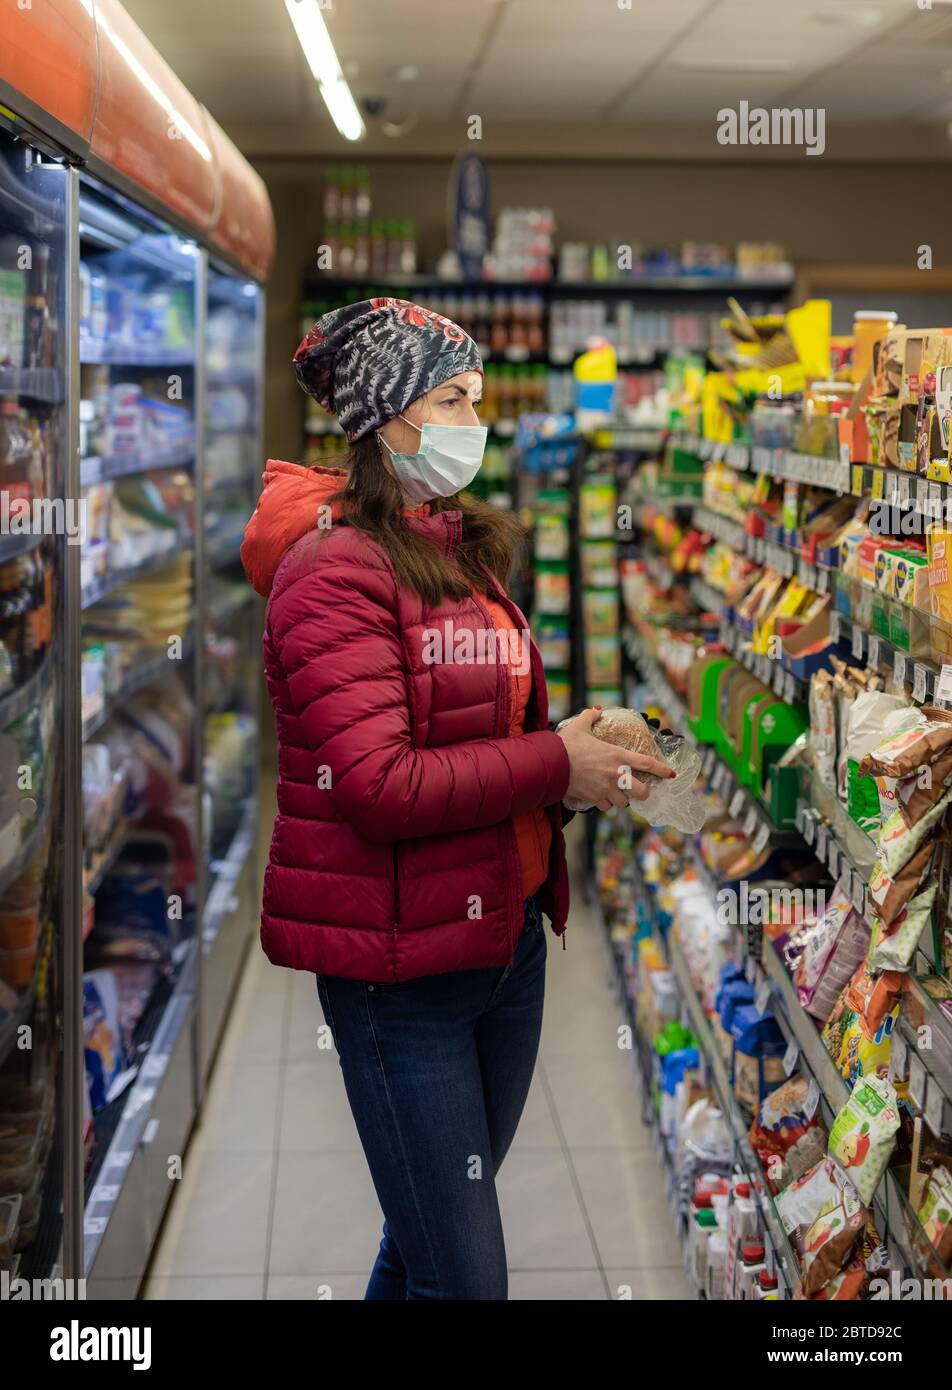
[{"xmin": 593, "ymin": 705, "xmax": 602, "ymax": 711}]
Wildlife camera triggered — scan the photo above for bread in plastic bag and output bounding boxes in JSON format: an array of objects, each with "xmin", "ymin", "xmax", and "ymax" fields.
[{"xmin": 557, "ymin": 707, "xmax": 707, "ymax": 833}]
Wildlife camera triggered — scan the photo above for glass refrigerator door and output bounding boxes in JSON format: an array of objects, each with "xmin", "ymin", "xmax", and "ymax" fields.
[
  {"xmin": 77, "ymin": 178, "xmax": 201, "ymax": 1290},
  {"xmin": 0, "ymin": 125, "xmax": 70, "ymax": 1284},
  {"xmin": 199, "ymin": 263, "xmax": 262, "ymax": 1080}
]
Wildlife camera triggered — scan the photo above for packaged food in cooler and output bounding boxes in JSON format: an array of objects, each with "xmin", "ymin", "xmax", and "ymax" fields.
[{"xmin": 82, "ymin": 968, "xmax": 125, "ymax": 1112}]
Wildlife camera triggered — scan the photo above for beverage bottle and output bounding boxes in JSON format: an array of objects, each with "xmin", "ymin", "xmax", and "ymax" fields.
[
  {"xmin": 400, "ymin": 221, "xmax": 417, "ymax": 275},
  {"xmin": 370, "ymin": 221, "xmax": 387, "ymax": 277},
  {"xmin": 323, "ymin": 166, "xmax": 341, "ymax": 224},
  {"xmin": 339, "ymin": 165, "xmax": 354, "ymax": 223},
  {"xmin": 354, "ymin": 166, "xmax": 372, "ymax": 221}
]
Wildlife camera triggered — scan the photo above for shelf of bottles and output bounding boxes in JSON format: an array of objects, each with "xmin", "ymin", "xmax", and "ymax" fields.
[{"xmin": 0, "ymin": 125, "xmax": 71, "ymax": 1286}]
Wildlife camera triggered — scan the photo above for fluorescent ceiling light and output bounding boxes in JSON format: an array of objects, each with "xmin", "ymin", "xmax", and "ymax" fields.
[
  {"xmin": 812, "ymin": 7, "xmax": 882, "ymax": 27},
  {"xmin": 284, "ymin": 0, "xmax": 365, "ymax": 141}
]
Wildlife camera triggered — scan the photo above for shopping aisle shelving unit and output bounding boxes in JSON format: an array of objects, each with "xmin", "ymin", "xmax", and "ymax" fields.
[
  {"xmin": 611, "ymin": 432, "xmax": 952, "ymax": 1289},
  {"xmin": 0, "ymin": 5, "xmax": 271, "ymax": 1292}
]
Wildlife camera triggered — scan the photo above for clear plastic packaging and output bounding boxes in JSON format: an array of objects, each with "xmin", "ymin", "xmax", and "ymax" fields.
[{"xmin": 558, "ymin": 707, "xmax": 707, "ymax": 833}]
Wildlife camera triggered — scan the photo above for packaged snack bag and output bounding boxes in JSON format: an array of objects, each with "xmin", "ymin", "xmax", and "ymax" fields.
[
  {"xmin": 867, "ymin": 836, "xmax": 936, "ymax": 928},
  {"xmin": 860, "ymin": 706, "xmax": 952, "ymax": 780},
  {"xmin": 810, "ymin": 670, "xmax": 837, "ymax": 792},
  {"xmin": 747, "ymin": 1076, "xmax": 820, "ymax": 1194},
  {"xmin": 776, "ymin": 1157, "xmax": 864, "ymax": 1251},
  {"xmin": 828, "ymin": 1075, "xmax": 901, "ymax": 1204},
  {"xmin": 845, "ymin": 691, "xmax": 910, "ymax": 835},
  {"xmin": 868, "ymin": 880, "xmax": 937, "ymax": 972},
  {"xmin": 822, "ymin": 962, "xmax": 905, "ymax": 1089},
  {"xmin": 798, "ymin": 1202, "xmax": 867, "ymax": 1299},
  {"xmin": 807, "ymin": 911, "xmax": 871, "ymax": 1023},
  {"xmin": 877, "ymin": 787, "xmax": 952, "ymax": 878},
  {"xmin": 793, "ymin": 878, "xmax": 856, "ymax": 1011},
  {"xmin": 917, "ymin": 1165, "xmax": 952, "ymax": 1265}
]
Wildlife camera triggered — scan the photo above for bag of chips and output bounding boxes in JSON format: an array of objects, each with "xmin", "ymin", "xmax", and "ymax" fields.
[{"xmin": 821, "ymin": 961, "xmax": 904, "ymax": 1090}]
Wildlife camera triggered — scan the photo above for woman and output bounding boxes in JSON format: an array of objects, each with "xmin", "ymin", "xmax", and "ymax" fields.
[{"xmin": 241, "ymin": 297, "xmax": 672, "ymax": 1301}]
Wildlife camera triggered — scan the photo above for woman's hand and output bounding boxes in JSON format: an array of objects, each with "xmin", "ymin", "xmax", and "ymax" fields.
[{"xmin": 556, "ymin": 708, "xmax": 675, "ymax": 812}]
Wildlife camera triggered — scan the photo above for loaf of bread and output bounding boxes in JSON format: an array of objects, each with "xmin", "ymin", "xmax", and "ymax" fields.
[{"xmin": 590, "ymin": 708, "xmax": 670, "ymax": 783}]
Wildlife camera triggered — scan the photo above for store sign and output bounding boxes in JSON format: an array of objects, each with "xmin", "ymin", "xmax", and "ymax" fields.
[{"xmin": 449, "ymin": 152, "xmax": 491, "ymax": 281}]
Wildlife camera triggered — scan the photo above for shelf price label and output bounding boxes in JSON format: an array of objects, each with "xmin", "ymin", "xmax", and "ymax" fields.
[
  {"xmin": 783, "ymin": 672, "xmax": 797, "ymax": 703},
  {"xmin": 817, "ymin": 567, "xmax": 829, "ymax": 595},
  {"xmin": 827, "ymin": 839, "xmax": 839, "ymax": 877},
  {"xmin": 815, "ymin": 823, "xmax": 829, "ymax": 861},
  {"xmin": 743, "ymin": 805, "xmax": 759, "ymax": 837},
  {"xmin": 783, "ymin": 1040, "xmax": 800, "ymax": 1077},
  {"xmin": 802, "ymin": 815, "xmax": 815, "ymax": 846},
  {"xmin": 908, "ymin": 1052, "xmax": 927, "ymax": 1110},
  {"xmin": 753, "ymin": 822, "xmax": 771, "ymax": 854},
  {"xmin": 913, "ymin": 665, "xmax": 929, "ymax": 703},
  {"xmin": 730, "ymin": 788, "xmax": 746, "ymax": 819},
  {"xmin": 755, "ymin": 975, "xmax": 772, "ymax": 1016},
  {"xmin": 804, "ymin": 1079, "xmax": 821, "ymax": 1121},
  {"xmin": 851, "ymin": 871, "xmax": 866, "ymax": 913},
  {"xmin": 830, "ymin": 613, "xmax": 841, "ymax": 643},
  {"xmin": 924, "ymin": 1076, "xmax": 945, "ymax": 1138},
  {"xmin": 867, "ymin": 636, "xmax": 881, "ymax": 670},
  {"xmin": 894, "ymin": 651, "xmax": 908, "ymax": 686},
  {"xmin": 851, "ymin": 625, "xmax": 865, "ymax": 662},
  {"xmin": 935, "ymin": 664, "xmax": 952, "ymax": 706}
]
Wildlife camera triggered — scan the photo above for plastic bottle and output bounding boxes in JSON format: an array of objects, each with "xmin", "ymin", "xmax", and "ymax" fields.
[
  {"xmin": 753, "ymin": 1268, "xmax": 779, "ymax": 1300},
  {"xmin": 354, "ymin": 166, "xmax": 372, "ymax": 222},
  {"xmin": 400, "ymin": 221, "xmax": 417, "ymax": 275},
  {"xmin": 736, "ymin": 1241, "xmax": 767, "ymax": 1300},
  {"xmin": 323, "ymin": 166, "xmax": 341, "ymax": 224}
]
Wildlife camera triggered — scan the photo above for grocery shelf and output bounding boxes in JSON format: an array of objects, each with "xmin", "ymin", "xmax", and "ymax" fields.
[
  {"xmin": 79, "ymin": 342, "xmax": 195, "ymax": 367},
  {"xmin": 208, "ymin": 586, "xmax": 256, "ymax": 626},
  {"xmin": 0, "ymin": 365, "xmax": 65, "ymax": 403},
  {"xmin": 688, "ymin": 576, "xmax": 728, "ymax": 615},
  {"xmin": 83, "ymin": 941, "xmax": 198, "ymax": 1282},
  {"xmin": 718, "ymin": 620, "xmax": 808, "ymax": 705},
  {"xmin": 0, "ymin": 529, "xmax": 44, "ymax": 565},
  {"xmin": 671, "ymin": 433, "xmax": 751, "ymax": 471},
  {"xmin": 692, "ymin": 506, "xmax": 747, "ymax": 551},
  {"xmin": 80, "ymin": 541, "xmax": 192, "ymax": 609},
  {"xmin": 84, "ymin": 817, "xmax": 131, "ymax": 901},
  {"xmin": 305, "ymin": 272, "xmax": 796, "ymax": 295},
  {"xmin": 667, "ymin": 931, "xmax": 800, "ymax": 1291},
  {"xmin": 80, "ymin": 444, "xmax": 195, "ymax": 486},
  {"xmin": 0, "ymin": 650, "xmax": 53, "ymax": 729},
  {"xmin": 624, "ymin": 624, "xmax": 793, "ymax": 850},
  {"xmin": 0, "ymin": 800, "xmax": 50, "ymax": 901},
  {"xmin": 828, "ymin": 609, "xmax": 944, "ymax": 705},
  {"xmin": 82, "ymin": 629, "xmax": 195, "ymax": 741},
  {"xmin": 203, "ymin": 798, "xmax": 257, "ymax": 954}
]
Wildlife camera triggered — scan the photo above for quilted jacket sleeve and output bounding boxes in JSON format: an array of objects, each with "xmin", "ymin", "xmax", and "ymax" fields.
[{"xmin": 268, "ymin": 553, "xmax": 570, "ymax": 843}]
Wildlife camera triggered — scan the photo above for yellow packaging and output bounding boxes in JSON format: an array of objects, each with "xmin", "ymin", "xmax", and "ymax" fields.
[
  {"xmin": 927, "ymin": 526, "xmax": 952, "ymax": 624},
  {"xmin": 875, "ymin": 548, "xmax": 897, "ymax": 597}
]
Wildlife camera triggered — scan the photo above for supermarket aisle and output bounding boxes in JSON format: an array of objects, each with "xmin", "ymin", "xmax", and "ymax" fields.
[{"xmin": 143, "ymin": 768, "xmax": 688, "ymax": 1301}]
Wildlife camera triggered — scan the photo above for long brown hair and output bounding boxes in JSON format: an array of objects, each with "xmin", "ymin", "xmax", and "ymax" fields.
[{"xmin": 323, "ymin": 434, "xmax": 526, "ymax": 607}]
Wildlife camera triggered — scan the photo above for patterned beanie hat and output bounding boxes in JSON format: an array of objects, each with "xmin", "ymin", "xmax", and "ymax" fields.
[{"xmin": 293, "ymin": 296, "xmax": 483, "ymax": 442}]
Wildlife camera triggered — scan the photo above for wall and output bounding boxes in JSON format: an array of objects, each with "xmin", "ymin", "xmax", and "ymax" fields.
[{"xmin": 257, "ymin": 154, "xmax": 952, "ymax": 465}]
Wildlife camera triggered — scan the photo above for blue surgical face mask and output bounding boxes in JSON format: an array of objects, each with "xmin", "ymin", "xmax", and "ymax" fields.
[{"xmin": 378, "ymin": 414, "xmax": 487, "ymax": 505}]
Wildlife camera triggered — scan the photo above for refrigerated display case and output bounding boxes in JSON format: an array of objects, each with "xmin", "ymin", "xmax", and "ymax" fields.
[
  {"xmin": 0, "ymin": 0, "xmax": 274, "ymax": 1297},
  {"xmin": 77, "ymin": 176, "xmax": 202, "ymax": 1295},
  {"xmin": 199, "ymin": 263, "xmax": 262, "ymax": 1084}
]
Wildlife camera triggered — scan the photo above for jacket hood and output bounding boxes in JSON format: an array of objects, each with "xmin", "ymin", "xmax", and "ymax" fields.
[{"xmin": 241, "ymin": 460, "xmax": 346, "ymax": 597}]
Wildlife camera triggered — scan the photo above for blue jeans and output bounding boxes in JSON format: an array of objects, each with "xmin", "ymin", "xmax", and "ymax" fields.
[{"xmin": 314, "ymin": 896, "xmax": 547, "ymax": 1300}]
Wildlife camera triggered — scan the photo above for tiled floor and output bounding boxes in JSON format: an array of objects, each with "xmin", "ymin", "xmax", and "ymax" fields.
[{"xmin": 143, "ymin": 776, "xmax": 689, "ymax": 1301}]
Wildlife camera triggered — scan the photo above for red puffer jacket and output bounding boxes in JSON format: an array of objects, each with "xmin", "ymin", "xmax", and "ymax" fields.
[{"xmin": 245, "ymin": 460, "xmax": 571, "ymax": 983}]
